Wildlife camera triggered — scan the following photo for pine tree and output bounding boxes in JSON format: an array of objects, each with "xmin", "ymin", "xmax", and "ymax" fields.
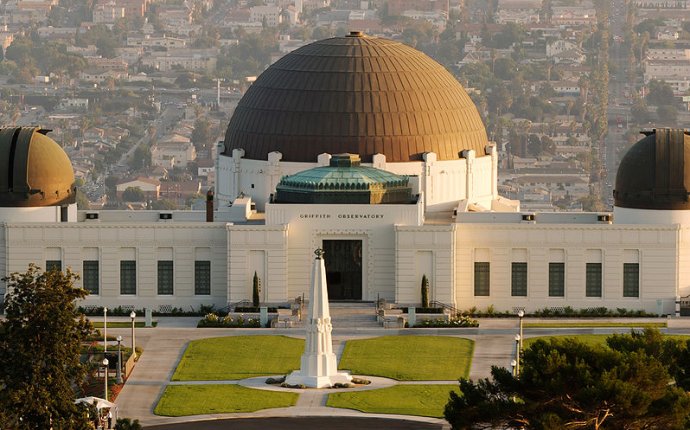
[
  {"xmin": 252, "ymin": 271, "xmax": 261, "ymax": 308},
  {"xmin": 421, "ymin": 274, "xmax": 430, "ymax": 308},
  {"xmin": 0, "ymin": 264, "xmax": 93, "ymax": 429}
]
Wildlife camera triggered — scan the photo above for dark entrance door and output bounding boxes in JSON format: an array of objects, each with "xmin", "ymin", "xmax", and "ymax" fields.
[{"xmin": 323, "ymin": 240, "xmax": 363, "ymax": 301}]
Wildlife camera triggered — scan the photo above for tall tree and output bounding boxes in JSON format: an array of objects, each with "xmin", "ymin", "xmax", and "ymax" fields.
[
  {"xmin": 445, "ymin": 335, "xmax": 690, "ymax": 429},
  {"xmin": 0, "ymin": 265, "xmax": 92, "ymax": 429}
]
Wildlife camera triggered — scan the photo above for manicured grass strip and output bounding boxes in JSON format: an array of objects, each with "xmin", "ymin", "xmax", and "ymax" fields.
[
  {"xmin": 339, "ymin": 336, "xmax": 473, "ymax": 381},
  {"xmin": 327, "ymin": 385, "xmax": 457, "ymax": 418},
  {"xmin": 92, "ymin": 321, "xmax": 157, "ymax": 328},
  {"xmin": 154, "ymin": 384, "xmax": 298, "ymax": 416},
  {"xmin": 524, "ymin": 334, "xmax": 690, "ymax": 348},
  {"xmin": 172, "ymin": 335, "xmax": 303, "ymax": 381},
  {"xmin": 524, "ymin": 322, "xmax": 666, "ymax": 328}
]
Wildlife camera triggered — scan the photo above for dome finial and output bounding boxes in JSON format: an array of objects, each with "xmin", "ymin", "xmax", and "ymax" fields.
[{"xmin": 347, "ymin": 31, "xmax": 364, "ymax": 37}]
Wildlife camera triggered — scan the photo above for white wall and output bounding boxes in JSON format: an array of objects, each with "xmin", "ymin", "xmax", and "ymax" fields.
[
  {"xmin": 4, "ymin": 222, "xmax": 228, "ymax": 311},
  {"xmin": 448, "ymin": 223, "xmax": 679, "ymax": 314},
  {"xmin": 614, "ymin": 206, "xmax": 690, "ymax": 224},
  {"xmin": 216, "ymin": 148, "xmax": 498, "ymax": 213}
]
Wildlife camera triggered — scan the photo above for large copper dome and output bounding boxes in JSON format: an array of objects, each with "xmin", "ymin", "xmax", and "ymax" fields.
[
  {"xmin": 0, "ymin": 127, "xmax": 75, "ymax": 207},
  {"xmin": 614, "ymin": 128, "xmax": 690, "ymax": 210},
  {"xmin": 223, "ymin": 32, "xmax": 489, "ymax": 163}
]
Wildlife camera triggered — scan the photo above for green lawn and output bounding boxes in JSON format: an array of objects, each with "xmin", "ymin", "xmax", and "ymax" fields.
[
  {"xmin": 524, "ymin": 322, "xmax": 666, "ymax": 328},
  {"xmin": 327, "ymin": 385, "xmax": 457, "ymax": 418},
  {"xmin": 524, "ymin": 334, "xmax": 690, "ymax": 348},
  {"xmin": 155, "ymin": 384, "xmax": 298, "ymax": 416},
  {"xmin": 91, "ymin": 321, "xmax": 156, "ymax": 328},
  {"xmin": 172, "ymin": 335, "xmax": 303, "ymax": 381},
  {"xmin": 338, "ymin": 336, "xmax": 473, "ymax": 381}
]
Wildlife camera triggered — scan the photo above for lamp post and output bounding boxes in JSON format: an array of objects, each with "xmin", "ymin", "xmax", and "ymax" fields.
[
  {"xmin": 116, "ymin": 335, "xmax": 123, "ymax": 384},
  {"xmin": 102, "ymin": 358, "xmax": 109, "ymax": 401},
  {"xmin": 517, "ymin": 309, "xmax": 525, "ymax": 354},
  {"xmin": 514, "ymin": 334, "xmax": 521, "ymax": 377},
  {"xmin": 103, "ymin": 307, "xmax": 108, "ymax": 353},
  {"xmin": 510, "ymin": 359, "xmax": 517, "ymax": 377},
  {"xmin": 130, "ymin": 311, "xmax": 137, "ymax": 359}
]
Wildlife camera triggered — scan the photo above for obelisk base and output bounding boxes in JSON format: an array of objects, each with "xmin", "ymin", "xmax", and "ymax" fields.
[{"xmin": 284, "ymin": 370, "xmax": 352, "ymax": 388}]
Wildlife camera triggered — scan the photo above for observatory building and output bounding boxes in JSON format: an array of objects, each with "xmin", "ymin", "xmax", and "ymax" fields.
[{"xmin": 0, "ymin": 34, "xmax": 688, "ymax": 315}]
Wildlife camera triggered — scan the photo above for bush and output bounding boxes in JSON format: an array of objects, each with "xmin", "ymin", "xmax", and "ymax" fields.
[
  {"xmin": 531, "ymin": 306, "xmax": 656, "ymax": 318},
  {"xmin": 78, "ymin": 305, "xmax": 217, "ymax": 317},
  {"xmin": 234, "ymin": 306, "xmax": 279, "ymax": 313},
  {"xmin": 265, "ymin": 376, "xmax": 286, "ymax": 385},
  {"xmin": 332, "ymin": 383, "xmax": 354, "ymax": 388},
  {"xmin": 414, "ymin": 316, "xmax": 479, "ymax": 328},
  {"xmin": 400, "ymin": 307, "xmax": 444, "ymax": 314},
  {"xmin": 197, "ymin": 314, "xmax": 261, "ymax": 328}
]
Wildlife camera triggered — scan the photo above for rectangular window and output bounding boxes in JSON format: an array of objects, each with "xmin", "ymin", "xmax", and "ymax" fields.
[
  {"xmin": 549, "ymin": 263, "xmax": 565, "ymax": 297},
  {"xmin": 157, "ymin": 260, "xmax": 174, "ymax": 295},
  {"xmin": 195, "ymin": 261, "xmax": 211, "ymax": 295},
  {"xmin": 83, "ymin": 260, "xmax": 99, "ymax": 295},
  {"xmin": 511, "ymin": 262, "xmax": 527, "ymax": 296},
  {"xmin": 120, "ymin": 260, "xmax": 137, "ymax": 295},
  {"xmin": 474, "ymin": 262, "xmax": 490, "ymax": 296},
  {"xmin": 586, "ymin": 263, "xmax": 602, "ymax": 297},
  {"xmin": 623, "ymin": 263, "xmax": 639, "ymax": 298},
  {"xmin": 46, "ymin": 260, "xmax": 62, "ymax": 272}
]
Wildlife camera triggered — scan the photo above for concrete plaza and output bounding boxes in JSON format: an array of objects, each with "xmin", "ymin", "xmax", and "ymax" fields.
[{"xmin": 107, "ymin": 313, "xmax": 690, "ymax": 428}]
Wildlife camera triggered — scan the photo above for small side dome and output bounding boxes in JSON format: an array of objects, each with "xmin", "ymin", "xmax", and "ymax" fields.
[
  {"xmin": 0, "ymin": 127, "xmax": 76, "ymax": 207},
  {"xmin": 614, "ymin": 128, "xmax": 690, "ymax": 210}
]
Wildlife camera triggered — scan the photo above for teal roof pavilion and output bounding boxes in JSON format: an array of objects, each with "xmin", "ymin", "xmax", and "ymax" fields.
[{"xmin": 274, "ymin": 154, "xmax": 414, "ymax": 204}]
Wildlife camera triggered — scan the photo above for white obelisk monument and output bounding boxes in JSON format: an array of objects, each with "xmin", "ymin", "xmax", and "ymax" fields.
[{"xmin": 285, "ymin": 248, "xmax": 352, "ymax": 388}]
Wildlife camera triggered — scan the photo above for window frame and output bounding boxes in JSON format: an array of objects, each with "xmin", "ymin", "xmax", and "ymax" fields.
[
  {"xmin": 82, "ymin": 260, "xmax": 99, "ymax": 295},
  {"xmin": 511, "ymin": 262, "xmax": 528, "ymax": 297},
  {"xmin": 194, "ymin": 260, "xmax": 211, "ymax": 295},
  {"xmin": 623, "ymin": 263, "xmax": 639, "ymax": 298},
  {"xmin": 474, "ymin": 262, "xmax": 490, "ymax": 296},
  {"xmin": 120, "ymin": 260, "xmax": 137, "ymax": 295},
  {"xmin": 585, "ymin": 262, "xmax": 602, "ymax": 298},
  {"xmin": 157, "ymin": 260, "xmax": 174, "ymax": 295},
  {"xmin": 548, "ymin": 262, "xmax": 565, "ymax": 297},
  {"xmin": 46, "ymin": 260, "xmax": 62, "ymax": 272}
]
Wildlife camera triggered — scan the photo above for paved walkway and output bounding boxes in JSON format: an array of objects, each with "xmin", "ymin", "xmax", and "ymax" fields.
[{"xmin": 111, "ymin": 316, "xmax": 690, "ymax": 428}]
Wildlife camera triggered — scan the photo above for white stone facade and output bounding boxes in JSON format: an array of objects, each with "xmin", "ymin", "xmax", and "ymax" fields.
[{"xmin": 0, "ymin": 196, "xmax": 684, "ymax": 316}]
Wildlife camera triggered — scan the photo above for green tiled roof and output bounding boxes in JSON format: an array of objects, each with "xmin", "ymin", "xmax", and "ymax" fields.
[{"xmin": 274, "ymin": 154, "xmax": 413, "ymax": 204}]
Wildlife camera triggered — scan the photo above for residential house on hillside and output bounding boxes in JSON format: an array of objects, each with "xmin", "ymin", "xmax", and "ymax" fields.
[
  {"xmin": 151, "ymin": 134, "xmax": 197, "ymax": 168},
  {"xmin": 496, "ymin": 0, "xmax": 541, "ymax": 24},
  {"xmin": 116, "ymin": 177, "xmax": 161, "ymax": 200}
]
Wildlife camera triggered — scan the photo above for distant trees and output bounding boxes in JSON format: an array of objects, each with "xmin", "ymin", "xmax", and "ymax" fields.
[
  {"xmin": 192, "ymin": 118, "xmax": 213, "ymax": 149},
  {"xmin": 631, "ymin": 97, "xmax": 651, "ymax": 125},
  {"xmin": 445, "ymin": 330, "xmax": 690, "ymax": 430},
  {"xmin": 646, "ymin": 80, "xmax": 675, "ymax": 106},
  {"xmin": 657, "ymin": 105, "xmax": 678, "ymax": 126},
  {"xmin": 128, "ymin": 145, "xmax": 152, "ymax": 171},
  {"xmin": 122, "ymin": 186, "xmax": 145, "ymax": 202}
]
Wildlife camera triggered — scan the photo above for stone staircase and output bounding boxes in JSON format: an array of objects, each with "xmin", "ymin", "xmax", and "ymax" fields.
[{"xmin": 328, "ymin": 302, "xmax": 380, "ymax": 329}]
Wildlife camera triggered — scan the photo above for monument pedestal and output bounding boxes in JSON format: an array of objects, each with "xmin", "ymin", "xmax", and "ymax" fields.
[
  {"xmin": 286, "ymin": 250, "xmax": 352, "ymax": 388},
  {"xmin": 285, "ymin": 371, "xmax": 352, "ymax": 388}
]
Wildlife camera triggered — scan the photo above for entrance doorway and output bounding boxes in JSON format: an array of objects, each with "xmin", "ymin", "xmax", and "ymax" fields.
[{"xmin": 323, "ymin": 240, "xmax": 363, "ymax": 301}]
